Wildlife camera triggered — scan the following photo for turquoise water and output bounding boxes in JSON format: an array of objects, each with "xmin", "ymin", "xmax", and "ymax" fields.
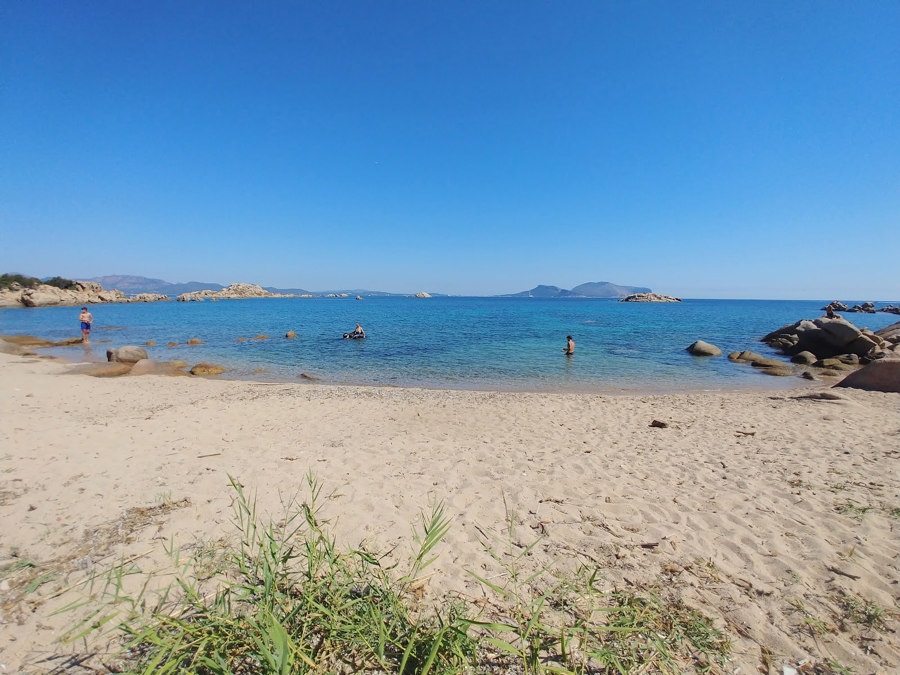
[{"xmin": 1, "ymin": 297, "xmax": 897, "ymax": 392}]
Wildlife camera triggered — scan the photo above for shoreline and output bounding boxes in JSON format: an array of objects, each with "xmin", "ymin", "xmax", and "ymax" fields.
[
  {"xmin": 6, "ymin": 334, "xmax": 826, "ymax": 398},
  {"xmin": 1, "ymin": 350, "xmax": 899, "ymax": 672}
]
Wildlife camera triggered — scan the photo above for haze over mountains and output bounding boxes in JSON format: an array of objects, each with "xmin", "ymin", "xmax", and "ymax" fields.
[{"xmin": 86, "ymin": 276, "xmax": 650, "ymax": 298}]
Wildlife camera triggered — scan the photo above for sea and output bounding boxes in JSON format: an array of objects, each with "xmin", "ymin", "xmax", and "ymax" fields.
[{"xmin": 1, "ymin": 297, "xmax": 897, "ymax": 393}]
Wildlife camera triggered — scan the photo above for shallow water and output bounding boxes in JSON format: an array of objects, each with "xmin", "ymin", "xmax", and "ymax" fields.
[{"xmin": 1, "ymin": 297, "xmax": 897, "ymax": 392}]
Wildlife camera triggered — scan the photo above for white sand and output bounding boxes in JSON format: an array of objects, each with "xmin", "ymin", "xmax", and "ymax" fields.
[{"xmin": 1, "ymin": 351, "xmax": 898, "ymax": 672}]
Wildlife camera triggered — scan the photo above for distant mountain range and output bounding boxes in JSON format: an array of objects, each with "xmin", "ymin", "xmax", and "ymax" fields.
[
  {"xmin": 86, "ymin": 276, "xmax": 406, "ymax": 297},
  {"xmin": 503, "ymin": 281, "xmax": 652, "ymax": 298},
  {"xmin": 86, "ymin": 275, "xmax": 228, "ymax": 296},
  {"xmin": 85, "ymin": 276, "xmax": 650, "ymax": 298}
]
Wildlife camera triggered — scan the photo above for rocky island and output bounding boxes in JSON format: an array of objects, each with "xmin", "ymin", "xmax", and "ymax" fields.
[
  {"xmin": 619, "ymin": 292, "xmax": 682, "ymax": 303},
  {"xmin": 176, "ymin": 283, "xmax": 295, "ymax": 301}
]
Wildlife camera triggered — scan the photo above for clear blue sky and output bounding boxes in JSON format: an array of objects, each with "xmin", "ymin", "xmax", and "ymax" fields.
[{"xmin": 1, "ymin": 1, "xmax": 898, "ymax": 299}]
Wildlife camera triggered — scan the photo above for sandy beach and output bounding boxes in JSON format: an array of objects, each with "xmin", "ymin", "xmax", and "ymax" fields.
[{"xmin": 1, "ymin": 349, "xmax": 898, "ymax": 673}]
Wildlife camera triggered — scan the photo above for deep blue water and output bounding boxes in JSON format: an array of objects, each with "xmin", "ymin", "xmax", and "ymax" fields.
[{"xmin": 1, "ymin": 297, "xmax": 897, "ymax": 392}]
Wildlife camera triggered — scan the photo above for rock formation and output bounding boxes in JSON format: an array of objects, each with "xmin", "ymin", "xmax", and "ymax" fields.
[
  {"xmin": 107, "ymin": 346, "xmax": 149, "ymax": 364},
  {"xmin": 176, "ymin": 283, "xmax": 294, "ymax": 301},
  {"xmin": 835, "ymin": 360, "xmax": 900, "ymax": 393},
  {"xmin": 823, "ymin": 300, "xmax": 900, "ymax": 315},
  {"xmin": 0, "ymin": 281, "xmax": 170, "ymax": 308},
  {"xmin": 686, "ymin": 340, "xmax": 722, "ymax": 356},
  {"xmin": 727, "ymin": 350, "xmax": 793, "ymax": 376},
  {"xmin": 761, "ymin": 317, "xmax": 885, "ymax": 360},
  {"xmin": 745, "ymin": 318, "xmax": 900, "ymax": 382},
  {"xmin": 190, "ymin": 362, "xmax": 226, "ymax": 376},
  {"xmin": 619, "ymin": 293, "xmax": 682, "ymax": 303}
]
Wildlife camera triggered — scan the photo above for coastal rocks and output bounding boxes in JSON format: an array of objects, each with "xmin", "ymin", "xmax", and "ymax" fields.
[
  {"xmin": 21, "ymin": 281, "xmax": 126, "ymax": 307},
  {"xmin": 107, "ymin": 346, "xmax": 149, "ymax": 364},
  {"xmin": 0, "ymin": 334, "xmax": 82, "ymax": 354},
  {"xmin": 69, "ymin": 362, "xmax": 134, "ymax": 377},
  {"xmin": 790, "ymin": 351, "xmax": 817, "ymax": 365},
  {"xmin": 0, "ymin": 281, "xmax": 170, "ymax": 308},
  {"xmin": 762, "ymin": 317, "xmax": 881, "ymax": 360},
  {"xmin": 754, "ymin": 317, "xmax": 900, "ymax": 381},
  {"xmin": 619, "ymin": 293, "xmax": 682, "ymax": 303},
  {"xmin": 686, "ymin": 340, "xmax": 722, "ymax": 356},
  {"xmin": 823, "ymin": 300, "xmax": 900, "ymax": 315},
  {"xmin": 177, "ymin": 283, "xmax": 293, "ymax": 301},
  {"xmin": 728, "ymin": 351, "xmax": 793, "ymax": 376},
  {"xmin": 129, "ymin": 359, "xmax": 189, "ymax": 376},
  {"xmin": 0, "ymin": 335, "xmax": 41, "ymax": 355},
  {"xmin": 129, "ymin": 293, "xmax": 171, "ymax": 303},
  {"xmin": 187, "ymin": 338, "xmax": 204, "ymax": 345},
  {"xmin": 285, "ymin": 330, "xmax": 298, "ymax": 339},
  {"xmin": 875, "ymin": 321, "xmax": 900, "ymax": 349},
  {"xmin": 190, "ymin": 362, "xmax": 225, "ymax": 376},
  {"xmin": 834, "ymin": 360, "xmax": 900, "ymax": 393}
]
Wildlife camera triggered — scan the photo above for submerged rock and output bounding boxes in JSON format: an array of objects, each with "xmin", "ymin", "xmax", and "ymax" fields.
[
  {"xmin": 129, "ymin": 359, "xmax": 189, "ymax": 376},
  {"xmin": 686, "ymin": 340, "xmax": 722, "ymax": 356},
  {"xmin": 190, "ymin": 362, "xmax": 225, "ymax": 376}
]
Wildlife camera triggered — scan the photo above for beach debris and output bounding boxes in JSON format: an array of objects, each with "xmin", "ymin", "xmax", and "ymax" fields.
[
  {"xmin": 735, "ymin": 430, "xmax": 756, "ymax": 436},
  {"xmin": 686, "ymin": 340, "xmax": 722, "ymax": 356},
  {"xmin": 649, "ymin": 419, "xmax": 669, "ymax": 428},
  {"xmin": 298, "ymin": 372, "xmax": 320, "ymax": 381},
  {"xmin": 197, "ymin": 452, "xmax": 221, "ymax": 459},
  {"xmin": 826, "ymin": 564, "xmax": 861, "ymax": 580},
  {"xmin": 190, "ymin": 362, "xmax": 226, "ymax": 376},
  {"xmin": 107, "ymin": 345, "xmax": 148, "ymax": 364}
]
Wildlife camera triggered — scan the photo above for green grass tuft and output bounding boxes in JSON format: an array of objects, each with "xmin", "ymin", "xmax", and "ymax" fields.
[{"xmin": 58, "ymin": 476, "xmax": 732, "ymax": 674}]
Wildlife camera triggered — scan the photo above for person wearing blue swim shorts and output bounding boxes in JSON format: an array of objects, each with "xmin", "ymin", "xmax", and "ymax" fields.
[{"xmin": 79, "ymin": 307, "xmax": 93, "ymax": 343}]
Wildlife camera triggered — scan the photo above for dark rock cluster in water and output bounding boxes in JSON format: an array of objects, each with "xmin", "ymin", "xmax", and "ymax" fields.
[
  {"xmin": 686, "ymin": 316, "xmax": 900, "ymax": 390},
  {"xmin": 824, "ymin": 300, "xmax": 900, "ymax": 315}
]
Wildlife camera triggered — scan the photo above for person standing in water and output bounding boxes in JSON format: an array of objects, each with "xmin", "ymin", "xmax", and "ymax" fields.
[
  {"xmin": 563, "ymin": 335, "xmax": 575, "ymax": 355},
  {"xmin": 79, "ymin": 307, "xmax": 93, "ymax": 343}
]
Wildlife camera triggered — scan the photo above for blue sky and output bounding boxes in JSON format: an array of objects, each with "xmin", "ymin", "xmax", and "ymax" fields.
[{"xmin": 1, "ymin": 1, "xmax": 898, "ymax": 299}]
